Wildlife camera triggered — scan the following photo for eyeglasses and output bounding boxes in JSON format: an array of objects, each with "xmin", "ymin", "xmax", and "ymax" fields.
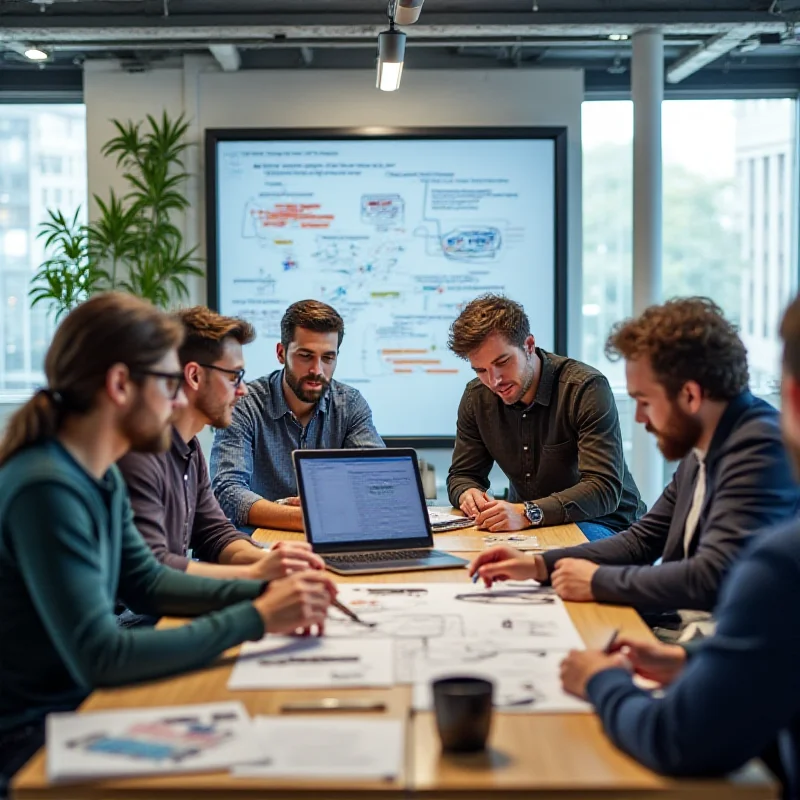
[
  {"xmin": 198, "ymin": 363, "xmax": 246, "ymax": 388},
  {"xmin": 132, "ymin": 369, "xmax": 186, "ymax": 400}
]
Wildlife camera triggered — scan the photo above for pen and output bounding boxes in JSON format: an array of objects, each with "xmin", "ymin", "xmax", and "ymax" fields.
[
  {"xmin": 471, "ymin": 569, "xmax": 480, "ymax": 584},
  {"xmin": 602, "ymin": 627, "xmax": 620, "ymax": 654},
  {"xmin": 280, "ymin": 698, "xmax": 387, "ymax": 713},
  {"xmin": 331, "ymin": 597, "xmax": 376, "ymax": 628}
]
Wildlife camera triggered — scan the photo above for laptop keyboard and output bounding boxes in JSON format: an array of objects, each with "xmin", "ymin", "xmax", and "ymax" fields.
[{"xmin": 324, "ymin": 549, "xmax": 433, "ymax": 563}]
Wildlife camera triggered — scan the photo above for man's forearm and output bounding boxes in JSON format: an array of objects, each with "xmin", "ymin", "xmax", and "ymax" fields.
[
  {"xmin": 218, "ymin": 538, "xmax": 267, "ymax": 565},
  {"xmin": 248, "ymin": 499, "xmax": 305, "ymax": 532},
  {"xmin": 185, "ymin": 559, "xmax": 252, "ymax": 580}
]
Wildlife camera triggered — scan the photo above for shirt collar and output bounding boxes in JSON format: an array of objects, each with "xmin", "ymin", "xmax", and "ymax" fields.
[
  {"xmin": 513, "ymin": 348, "xmax": 555, "ymax": 411},
  {"xmin": 171, "ymin": 425, "xmax": 196, "ymax": 458},
  {"xmin": 267, "ymin": 368, "xmax": 331, "ymax": 420}
]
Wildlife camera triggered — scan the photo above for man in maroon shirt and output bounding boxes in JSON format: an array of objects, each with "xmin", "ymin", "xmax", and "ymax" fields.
[{"xmin": 118, "ymin": 307, "xmax": 321, "ymax": 582}]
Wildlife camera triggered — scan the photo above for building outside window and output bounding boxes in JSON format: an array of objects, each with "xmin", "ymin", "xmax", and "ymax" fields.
[
  {"xmin": 0, "ymin": 104, "xmax": 87, "ymax": 396},
  {"xmin": 583, "ymin": 98, "xmax": 798, "ymax": 483}
]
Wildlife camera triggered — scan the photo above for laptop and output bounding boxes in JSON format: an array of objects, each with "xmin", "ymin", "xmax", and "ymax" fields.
[{"xmin": 293, "ymin": 448, "xmax": 469, "ymax": 575}]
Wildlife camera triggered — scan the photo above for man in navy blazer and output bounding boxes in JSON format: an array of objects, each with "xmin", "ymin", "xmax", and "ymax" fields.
[
  {"xmin": 472, "ymin": 297, "xmax": 800, "ymax": 614},
  {"xmin": 557, "ymin": 294, "xmax": 800, "ymax": 798}
]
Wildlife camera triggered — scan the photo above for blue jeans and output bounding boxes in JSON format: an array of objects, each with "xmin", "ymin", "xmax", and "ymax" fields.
[{"xmin": 576, "ymin": 521, "xmax": 618, "ymax": 542}]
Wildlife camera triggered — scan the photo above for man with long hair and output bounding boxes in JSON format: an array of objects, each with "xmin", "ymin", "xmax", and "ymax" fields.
[{"xmin": 0, "ymin": 293, "xmax": 335, "ymax": 796}]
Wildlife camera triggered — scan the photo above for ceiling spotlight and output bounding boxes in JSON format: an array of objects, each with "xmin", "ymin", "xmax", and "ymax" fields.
[
  {"xmin": 395, "ymin": 0, "xmax": 424, "ymax": 24},
  {"xmin": 6, "ymin": 42, "xmax": 49, "ymax": 61},
  {"xmin": 376, "ymin": 26, "xmax": 406, "ymax": 91},
  {"xmin": 24, "ymin": 47, "xmax": 49, "ymax": 61},
  {"xmin": 608, "ymin": 34, "xmax": 629, "ymax": 42}
]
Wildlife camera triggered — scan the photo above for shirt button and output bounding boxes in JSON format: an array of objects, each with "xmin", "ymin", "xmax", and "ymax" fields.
[
  {"xmin": 184, "ymin": 475, "xmax": 188, "ymax": 481},
  {"xmin": 522, "ymin": 414, "xmax": 526, "ymax": 418},
  {"xmin": 526, "ymin": 473, "xmax": 531, "ymax": 478},
  {"xmin": 523, "ymin": 446, "xmax": 528, "ymax": 451}
]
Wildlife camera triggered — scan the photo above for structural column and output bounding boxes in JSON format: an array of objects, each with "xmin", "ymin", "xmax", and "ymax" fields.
[{"xmin": 631, "ymin": 28, "xmax": 665, "ymax": 507}]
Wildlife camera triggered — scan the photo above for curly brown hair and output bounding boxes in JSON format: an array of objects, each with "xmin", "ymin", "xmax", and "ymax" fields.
[
  {"xmin": 605, "ymin": 297, "xmax": 749, "ymax": 400},
  {"xmin": 174, "ymin": 306, "xmax": 256, "ymax": 367},
  {"xmin": 448, "ymin": 294, "xmax": 530, "ymax": 359}
]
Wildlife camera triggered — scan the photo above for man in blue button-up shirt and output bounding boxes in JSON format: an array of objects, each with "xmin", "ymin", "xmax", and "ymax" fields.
[{"xmin": 210, "ymin": 300, "xmax": 385, "ymax": 531}]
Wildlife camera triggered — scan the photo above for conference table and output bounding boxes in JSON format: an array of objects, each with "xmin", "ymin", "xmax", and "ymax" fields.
[{"xmin": 13, "ymin": 521, "xmax": 775, "ymax": 799}]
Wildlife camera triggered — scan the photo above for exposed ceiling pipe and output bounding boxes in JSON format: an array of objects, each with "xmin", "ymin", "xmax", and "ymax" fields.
[
  {"xmin": 208, "ymin": 43, "xmax": 240, "ymax": 71},
  {"xmin": 0, "ymin": 20, "xmax": 786, "ymax": 45},
  {"xmin": 666, "ymin": 24, "xmax": 760, "ymax": 82}
]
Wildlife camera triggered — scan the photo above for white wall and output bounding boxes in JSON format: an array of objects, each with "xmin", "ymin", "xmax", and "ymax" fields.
[{"xmin": 81, "ymin": 59, "xmax": 585, "ymax": 499}]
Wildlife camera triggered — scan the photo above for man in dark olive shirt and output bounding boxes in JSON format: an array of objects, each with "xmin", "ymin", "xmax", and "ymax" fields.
[
  {"xmin": 447, "ymin": 294, "xmax": 644, "ymax": 541},
  {"xmin": 118, "ymin": 307, "xmax": 322, "ymax": 581}
]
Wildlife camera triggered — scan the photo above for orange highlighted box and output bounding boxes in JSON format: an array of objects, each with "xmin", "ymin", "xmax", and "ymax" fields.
[
  {"xmin": 390, "ymin": 359, "xmax": 441, "ymax": 365},
  {"xmin": 381, "ymin": 349, "xmax": 428, "ymax": 355},
  {"xmin": 393, "ymin": 369, "xmax": 414, "ymax": 374},
  {"xmin": 426, "ymin": 369, "xmax": 459, "ymax": 374}
]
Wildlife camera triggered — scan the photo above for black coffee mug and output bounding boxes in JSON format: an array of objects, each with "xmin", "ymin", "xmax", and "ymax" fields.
[{"xmin": 432, "ymin": 676, "xmax": 494, "ymax": 752}]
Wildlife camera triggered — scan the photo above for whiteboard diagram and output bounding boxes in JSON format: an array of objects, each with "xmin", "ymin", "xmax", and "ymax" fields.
[{"xmin": 211, "ymin": 134, "xmax": 560, "ymax": 438}]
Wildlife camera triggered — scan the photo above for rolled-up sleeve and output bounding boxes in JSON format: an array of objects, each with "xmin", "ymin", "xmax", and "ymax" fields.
[{"xmin": 210, "ymin": 406, "xmax": 264, "ymax": 527}]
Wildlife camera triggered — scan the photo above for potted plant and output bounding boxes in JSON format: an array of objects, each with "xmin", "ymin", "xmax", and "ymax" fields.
[{"xmin": 30, "ymin": 111, "xmax": 203, "ymax": 319}]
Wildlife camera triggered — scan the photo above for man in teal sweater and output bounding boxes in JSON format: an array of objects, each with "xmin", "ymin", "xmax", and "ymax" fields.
[{"xmin": 0, "ymin": 292, "xmax": 336, "ymax": 796}]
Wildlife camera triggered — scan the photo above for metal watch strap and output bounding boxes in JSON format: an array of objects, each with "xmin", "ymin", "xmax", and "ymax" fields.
[{"xmin": 523, "ymin": 501, "xmax": 543, "ymax": 527}]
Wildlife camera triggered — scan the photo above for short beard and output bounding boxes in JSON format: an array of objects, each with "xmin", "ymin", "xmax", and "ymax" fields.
[
  {"xmin": 284, "ymin": 364, "xmax": 331, "ymax": 404},
  {"xmin": 646, "ymin": 402, "xmax": 704, "ymax": 461},
  {"xmin": 120, "ymin": 399, "xmax": 172, "ymax": 454},
  {"xmin": 194, "ymin": 390, "xmax": 234, "ymax": 430}
]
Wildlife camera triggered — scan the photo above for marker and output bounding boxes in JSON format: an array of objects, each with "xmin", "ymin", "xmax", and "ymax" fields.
[
  {"xmin": 602, "ymin": 627, "xmax": 620, "ymax": 654},
  {"xmin": 280, "ymin": 699, "xmax": 387, "ymax": 713},
  {"xmin": 472, "ymin": 569, "xmax": 480, "ymax": 584}
]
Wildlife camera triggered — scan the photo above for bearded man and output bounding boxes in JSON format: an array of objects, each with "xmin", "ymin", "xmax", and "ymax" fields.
[
  {"xmin": 471, "ymin": 297, "xmax": 800, "ymax": 616},
  {"xmin": 210, "ymin": 300, "xmax": 384, "ymax": 531}
]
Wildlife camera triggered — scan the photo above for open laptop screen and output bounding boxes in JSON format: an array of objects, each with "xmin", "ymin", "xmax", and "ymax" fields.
[{"xmin": 295, "ymin": 453, "xmax": 431, "ymax": 549}]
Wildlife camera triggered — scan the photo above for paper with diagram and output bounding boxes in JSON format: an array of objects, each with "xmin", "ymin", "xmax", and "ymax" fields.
[
  {"xmin": 323, "ymin": 583, "xmax": 585, "ymax": 649},
  {"xmin": 46, "ymin": 702, "xmax": 259, "ymax": 782},
  {"xmin": 234, "ymin": 717, "xmax": 404, "ymax": 780},
  {"xmin": 227, "ymin": 635, "xmax": 394, "ymax": 690},
  {"xmin": 408, "ymin": 641, "xmax": 591, "ymax": 714}
]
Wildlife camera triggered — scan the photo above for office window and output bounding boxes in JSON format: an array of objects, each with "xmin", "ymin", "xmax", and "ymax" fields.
[
  {"xmin": 583, "ymin": 98, "xmax": 798, "ymax": 475},
  {"xmin": 0, "ymin": 104, "xmax": 87, "ymax": 395}
]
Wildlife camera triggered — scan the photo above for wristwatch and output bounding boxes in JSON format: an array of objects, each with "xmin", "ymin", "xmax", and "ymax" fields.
[{"xmin": 523, "ymin": 501, "xmax": 543, "ymax": 527}]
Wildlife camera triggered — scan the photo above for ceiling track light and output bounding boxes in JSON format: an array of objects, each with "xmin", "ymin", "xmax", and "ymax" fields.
[
  {"xmin": 376, "ymin": 2, "xmax": 406, "ymax": 92},
  {"xmin": 6, "ymin": 41, "xmax": 49, "ymax": 61}
]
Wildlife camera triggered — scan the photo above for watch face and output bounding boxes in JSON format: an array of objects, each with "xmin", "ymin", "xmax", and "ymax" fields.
[{"xmin": 525, "ymin": 503, "xmax": 542, "ymax": 525}]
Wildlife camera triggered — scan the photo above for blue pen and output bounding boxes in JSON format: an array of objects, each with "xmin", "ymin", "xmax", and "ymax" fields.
[{"xmin": 472, "ymin": 570, "xmax": 480, "ymax": 584}]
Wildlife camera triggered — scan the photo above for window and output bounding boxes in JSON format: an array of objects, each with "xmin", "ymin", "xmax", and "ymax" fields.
[
  {"xmin": 583, "ymin": 99, "xmax": 798, "ymax": 482},
  {"xmin": 0, "ymin": 104, "xmax": 87, "ymax": 396}
]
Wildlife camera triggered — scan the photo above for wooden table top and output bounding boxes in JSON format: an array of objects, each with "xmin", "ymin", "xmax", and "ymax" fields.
[{"xmin": 12, "ymin": 521, "xmax": 776, "ymax": 799}]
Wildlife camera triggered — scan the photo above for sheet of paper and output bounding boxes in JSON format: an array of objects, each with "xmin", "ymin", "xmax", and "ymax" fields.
[
  {"xmin": 234, "ymin": 716, "xmax": 404, "ymax": 780},
  {"xmin": 427, "ymin": 508, "xmax": 475, "ymax": 531},
  {"xmin": 46, "ymin": 702, "xmax": 259, "ymax": 783},
  {"xmin": 323, "ymin": 583, "xmax": 586, "ymax": 651},
  {"xmin": 228, "ymin": 635, "xmax": 394, "ymax": 690},
  {"xmin": 410, "ymin": 642, "xmax": 591, "ymax": 714}
]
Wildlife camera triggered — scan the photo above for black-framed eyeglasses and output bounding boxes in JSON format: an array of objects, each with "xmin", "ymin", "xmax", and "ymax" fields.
[
  {"xmin": 198, "ymin": 363, "xmax": 246, "ymax": 388},
  {"xmin": 132, "ymin": 370, "xmax": 185, "ymax": 400}
]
